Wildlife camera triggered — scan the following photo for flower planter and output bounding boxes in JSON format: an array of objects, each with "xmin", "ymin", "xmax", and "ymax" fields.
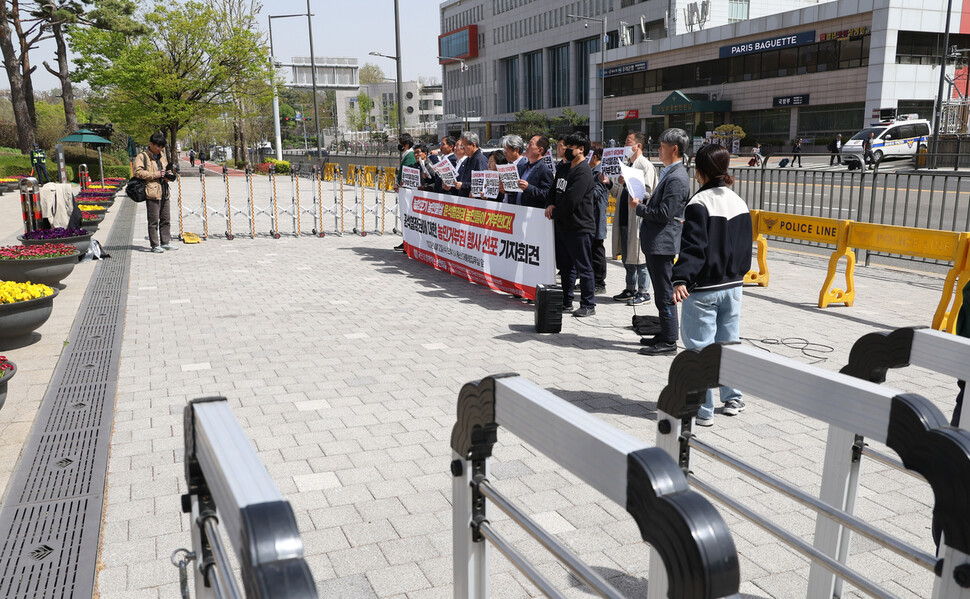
[
  {"xmin": 0, "ymin": 288, "xmax": 58, "ymax": 345},
  {"xmin": 0, "ymin": 361, "xmax": 15, "ymax": 411},
  {"xmin": 19, "ymin": 233, "xmax": 92, "ymax": 257},
  {"xmin": 81, "ymin": 215, "xmax": 105, "ymax": 234},
  {"xmin": 0, "ymin": 251, "xmax": 80, "ymax": 285}
]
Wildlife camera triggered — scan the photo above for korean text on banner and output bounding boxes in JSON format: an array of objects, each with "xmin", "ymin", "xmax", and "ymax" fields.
[
  {"xmin": 542, "ymin": 150, "xmax": 555, "ymax": 173},
  {"xmin": 601, "ymin": 147, "xmax": 625, "ymax": 176},
  {"xmin": 618, "ymin": 162, "xmax": 647, "ymax": 201},
  {"xmin": 433, "ymin": 158, "xmax": 457, "ymax": 187},
  {"xmin": 399, "ymin": 189, "xmax": 556, "ymax": 300},
  {"xmin": 401, "ymin": 166, "xmax": 421, "ymax": 189},
  {"xmin": 497, "ymin": 163, "xmax": 520, "ymax": 191}
]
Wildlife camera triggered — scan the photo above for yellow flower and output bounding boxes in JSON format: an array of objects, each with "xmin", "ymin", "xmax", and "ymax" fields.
[
  {"xmin": 77, "ymin": 204, "xmax": 107, "ymax": 211},
  {"xmin": 0, "ymin": 281, "xmax": 53, "ymax": 304}
]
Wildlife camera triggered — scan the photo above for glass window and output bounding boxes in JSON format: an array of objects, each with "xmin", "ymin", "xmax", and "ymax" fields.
[
  {"xmin": 816, "ymin": 41, "xmax": 838, "ymax": 72},
  {"xmin": 798, "ymin": 44, "xmax": 818, "ymax": 74},
  {"xmin": 504, "ymin": 56, "xmax": 519, "ymax": 113},
  {"xmin": 778, "ymin": 47, "xmax": 798, "ymax": 76},
  {"xmin": 643, "ymin": 69, "xmax": 657, "ymax": 92},
  {"xmin": 550, "ymin": 44, "xmax": 570, "ymax": 107},
  {"xmin": 630, "ymin": 71, "xmax": 645, "ymax": 94},
  {"xmin": 728, "ymin": 56, "xmax": 745, "ymax": 83},
  {"xmin": 743, "ymin": 53, "xmax": 761, "ymax": 80},
  {"xmin": 839, "ymin": 38, "xmax": 863, "ymax": 69},
  {"xmin": 694, "ymin": 61, "xmax": 712, "ymax": 86},
  {"xmin": 524, "ymin": 51, "xmax": 542, "ymax": 109},
  {"xmin": 576, "ymin": 37, "xmax": 599, "ymax": 105},
  {"xmin": 760, "ymin": 50, "xmax": 779, "ymax": 78}
]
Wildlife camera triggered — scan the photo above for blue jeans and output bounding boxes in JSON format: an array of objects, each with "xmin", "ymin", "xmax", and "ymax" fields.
[
  {"xmin": 624, "ymin": 263, "xmax": 649, "ymax": 293},
  {"xmin": 680, "ymin": 286, "xmax": 743, "ymax": 419}
]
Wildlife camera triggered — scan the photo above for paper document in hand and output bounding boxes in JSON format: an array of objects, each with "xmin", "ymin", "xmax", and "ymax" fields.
[
  {"xmin": 482, "ymin": 171, "xmax": 500, "ymax": 199},
  {"xmin": 496, "ymin": 163, "xmax": 520, "ymax": 190},
  {"xmin": 601, "ymin": 147, "xmax": 625, "ymax": 176},
  {"xmin": 471, "ymin": 171, "xmax": 487, "ymax": 197},
  {"xmin": 401, "ymin": 166, "xmax": 421, "ymax": 189},
  {"xmin": 618, "ymin": 162, "xmax": 647, "ymax": 201},
  {"xmin": 433, "ymin": 158, "xmax": 457, "ymax": 186}
]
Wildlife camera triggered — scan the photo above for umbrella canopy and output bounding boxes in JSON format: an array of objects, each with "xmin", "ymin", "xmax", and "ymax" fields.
[{"xmin": 58, "ymin": 129, "xmax": 112, "ymax": 145}]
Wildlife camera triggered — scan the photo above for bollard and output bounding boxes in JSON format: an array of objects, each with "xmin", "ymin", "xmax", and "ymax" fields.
[
  {"xmin": 78, "ymin": 164, "xmax": 90, "ymax": 191},
  {"xmin": 18, "ymin": 177, "xmax": 41, "ymax": 234}
]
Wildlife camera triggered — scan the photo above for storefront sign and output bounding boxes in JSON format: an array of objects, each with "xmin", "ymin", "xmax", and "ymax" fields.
[
  {"xmin": 773, "ymin": 94, "xmax": 810, "ymax": 107},
  {"xmin": 720, "ymin": 31, "xmax": 816, "ymax": 58},
  {"xmin": 615, "ymin": 110, "xmax": 639, "ymax": 120},
  {"xmin": 399, "ymin": 190, "xmax": 555, "ymax": 300},
  {"xmin": 819, "ymin": 26, "xmax": 869, "ymax": 42},
  {"xmin": 601, "ymin": 61, "xmax": 647, "ymax": 78}
]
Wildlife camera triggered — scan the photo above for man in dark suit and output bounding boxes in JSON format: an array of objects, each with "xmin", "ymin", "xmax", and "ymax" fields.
[
  {"xmin": 445, "ymin": 132, "xmax": 488, "ymax": 197},
  {"xmin": 629, "ymin": 128, "xmax": 692, "ymax": 355},
  {"xmin": 427, "ymin": 136, "xmax": 458, "ymax": 193},
  {"xmin": 513, "ymin": 134, "xmax": 554, "ymax": 208}
]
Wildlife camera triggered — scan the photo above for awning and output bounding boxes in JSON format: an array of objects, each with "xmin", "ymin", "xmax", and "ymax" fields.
[{"xmin": 651, "ymin": 91, "xmax": 732, "ymax": 115}]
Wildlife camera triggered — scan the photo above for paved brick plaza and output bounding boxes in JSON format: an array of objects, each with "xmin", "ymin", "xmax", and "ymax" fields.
[{"xmin": 0, "ymin": 174, "xmax": 961, "ymax": 598}]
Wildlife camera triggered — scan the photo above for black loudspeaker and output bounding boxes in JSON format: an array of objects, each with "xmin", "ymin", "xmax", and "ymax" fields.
[{"xmin": 534, "ymin": 284, "xmax": 563, "ymax": 333}]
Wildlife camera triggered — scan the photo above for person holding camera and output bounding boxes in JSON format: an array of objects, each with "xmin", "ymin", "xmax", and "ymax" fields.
[{"xmin": 134, "ymin": 132, "xmax": 179, "ymax": 253}]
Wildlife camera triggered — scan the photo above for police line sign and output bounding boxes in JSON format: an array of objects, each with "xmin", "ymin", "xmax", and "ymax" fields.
[{"xmin": 399, "ymin": 189, "xmax": 556, "ymax": 300}]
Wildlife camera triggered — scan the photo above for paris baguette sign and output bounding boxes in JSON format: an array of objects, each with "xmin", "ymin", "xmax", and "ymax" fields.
[{"xmin": 720, "ymin": 30, "xmax": 815, "ymax": 58}]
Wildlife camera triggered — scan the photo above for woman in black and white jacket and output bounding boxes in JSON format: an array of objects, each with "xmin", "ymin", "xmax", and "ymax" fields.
[{"xmin": 671, "ymin": 143, "xmax": 752, "ymax": 426}]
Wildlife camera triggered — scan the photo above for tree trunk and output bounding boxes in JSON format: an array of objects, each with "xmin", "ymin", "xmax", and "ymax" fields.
[
  {"xmin": 44, "ymin": 23, "xmax": 78, "ymax": 132},
  {"xmin": 168, "ymin": 125, "xmax": 178, "ymax": 165},
  {"xmin": 0, "ymin": 3, "xmax": 35, "ymax": 152}
]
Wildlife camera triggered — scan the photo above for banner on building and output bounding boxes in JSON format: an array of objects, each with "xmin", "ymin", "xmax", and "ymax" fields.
[{"xmin": 399, "ymin": 189, "xmax": 556, "ymax": 300}]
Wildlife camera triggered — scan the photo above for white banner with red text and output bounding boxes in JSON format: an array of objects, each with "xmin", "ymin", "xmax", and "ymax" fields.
[{"xmin": 399, "ymin": 189, "xmax": 556, "ymax": 300}]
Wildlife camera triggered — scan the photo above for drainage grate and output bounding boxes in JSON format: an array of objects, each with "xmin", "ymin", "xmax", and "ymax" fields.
[{"xmin": 0, "ymin": 199, "xmax": 135, "ymax": 599}]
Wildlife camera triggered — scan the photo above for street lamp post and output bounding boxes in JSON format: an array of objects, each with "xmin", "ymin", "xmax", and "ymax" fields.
[
  {"xmin": 306, "ymin": 0, "xmax": 324, "ymax": 165},
  {"xmin": 568, "ymin": 13, "xmax": 607, "ymax": 143},
  {"xmin": 268, "ymin": 13, "xmax": 305, "ymax": 161},
  {"xmin": 368, "ymin": 52, "xmax": 406, "ymax": 138},
  {"xmin": 931, "ymin": 0, "xmax": 954, "ymax": 168},
  {"xmin": 437, "ymin": 55, "xmax": 468, "ymax": 132}
]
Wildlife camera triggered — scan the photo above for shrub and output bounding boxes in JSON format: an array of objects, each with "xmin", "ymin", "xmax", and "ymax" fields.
[
  {"xmin": 265, "ymin": 158, "xmax": 290, "ymax": 174},
  {"xmin": 234, "ymin": 160, "xmax": 249, "ymax": 170}
]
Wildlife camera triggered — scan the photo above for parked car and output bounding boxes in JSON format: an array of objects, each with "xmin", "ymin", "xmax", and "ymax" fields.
[{"xmin": 842, "ymin": 115, "xmax": 930, "ymax": 169}]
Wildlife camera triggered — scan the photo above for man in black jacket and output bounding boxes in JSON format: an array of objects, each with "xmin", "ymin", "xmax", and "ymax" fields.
[
  {"xmin": 546, "ymin": 132, "xmax": 596, "ymax": 317},
  {"xmin": 447, "ymin": 132, "xmax": 488, "ymax": 197},
  {"xmin": 630, "ymin": 128, "xmax": 692, "ymax": 354},
  {"xmin": 514, "ymin": 134, "xmax": 554, "ymax": 208}
]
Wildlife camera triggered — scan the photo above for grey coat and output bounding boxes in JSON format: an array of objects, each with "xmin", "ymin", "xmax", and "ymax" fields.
[{"xmin": 636, "ymin": 161, "xmax": 690, "ymax": 256}]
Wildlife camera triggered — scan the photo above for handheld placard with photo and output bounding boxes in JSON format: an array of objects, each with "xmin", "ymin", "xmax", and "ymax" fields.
[
  {"xmin": 497, "ymin": 163, "xmax": 520, "ymax": 191},
  {"xmin": 433, "ymin": 158, "xmax": 457, "ymax": 187},
  {"xmin": 601, "ymin": 147, "xmax": 625, "ymax": 177},
  {"xmin": 401, "ymin": 166, "xmax": 421, "ymax": 189},
  {"xmin": 618, "ymin": 162, "xmax": 647, "ymax": 202}
]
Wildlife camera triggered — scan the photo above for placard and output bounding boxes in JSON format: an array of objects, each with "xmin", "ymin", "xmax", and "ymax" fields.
[
  {"xmin": 601, "ymin": 147, "xmax": 626, "ymax": 176},
  {"xmin": 401, "ymin": 166, "xmax": 421, "ymax": 189},
  {"xmin": 482, "ymin": 171, "xmax": 500, "ymax": 199},
  {"xmin": 399, "ymin": 189, "xmax": 556, "ymax": 299},
  {"xmin": 433, "ymin": 158, "xmax": 457, "ymax": 187},
  {"xmin": 542, "ymin": 149, "xmax": 555, "ymax": 173},
  {"xmin": 497, "ymin": 163, "xmax": 520, "ymax": 191}
]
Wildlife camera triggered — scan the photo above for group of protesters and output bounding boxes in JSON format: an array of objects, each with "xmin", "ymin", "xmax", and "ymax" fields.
[{"xmin": 395, "ymin": 128, "xmax": 753, "ymax": 425}]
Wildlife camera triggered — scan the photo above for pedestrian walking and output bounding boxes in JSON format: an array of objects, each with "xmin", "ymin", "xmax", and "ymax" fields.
[
  {"xmin": 134, "ymin": 132, "xmax": 179, "ymax": 253},
  {"xmin": 189, "ymin": 148, "xmax": 196, "ymax": 167},
  {"xmin": 791, "ymin": 139, "xmax": 803, "ymax": 167},
  {"xmin": 671, "ymin": 143, "xmax": 753, "ymax": 426},
  {"xmin": 630, "ymin": 128, "xmax": 692, "ymax": 355},
  {"xmin": 863, "ymin": 132, "xmax": 875, "ymax": 170},
  {"xmin": 828, "ymin": 134, "xmax": 842, "ymax": 166}
]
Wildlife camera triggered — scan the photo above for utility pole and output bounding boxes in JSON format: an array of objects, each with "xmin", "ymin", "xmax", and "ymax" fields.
[
  {"xmin": 307, "ymin": 0, "xmax": 323, "ymax": 165},
  {"xmin": 932, "ymin": 0, "xmax": 954, "ymax": 168}
]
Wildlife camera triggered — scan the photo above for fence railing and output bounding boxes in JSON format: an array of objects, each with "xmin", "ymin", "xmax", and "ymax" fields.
[
  {"xmin": 180, "ymin": 397, "xmax": 318, "ymax": 599},
  {"xmin": 655, "ymin": 341, "xmax": 970, "ymax": 599},
  {"xmin": 451, "ymin": 375, "xmax": 740, "ymax": 599}
]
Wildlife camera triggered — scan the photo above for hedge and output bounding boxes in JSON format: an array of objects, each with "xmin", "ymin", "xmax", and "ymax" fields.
[
  {"xmin": 0, "ymin": 161, "xmax": 73, "ymax": 183},
  {"xmin": 265, "ymin": 158, "xmax": 291, "ymax": 174}
]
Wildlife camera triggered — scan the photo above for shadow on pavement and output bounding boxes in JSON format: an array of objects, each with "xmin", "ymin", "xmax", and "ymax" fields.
[
  {"xmin": 546, "ymin": 387, "xmax": 657, "ymax": 421},
  {"xmin": 743, "ymin": 286, "xmax": 894, "ymax": 330},
  {"xmin": 496, "ymin": 323, "xmax": 645, "ymax": 355},
  {"xmin": 349, "ymin": 246, "xmax": 534, "ymax": 312}
]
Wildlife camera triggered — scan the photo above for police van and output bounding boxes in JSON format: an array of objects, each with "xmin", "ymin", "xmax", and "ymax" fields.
[{"xmin": 842, "ymin": 115, "xmax": 930, "ymax": 169}]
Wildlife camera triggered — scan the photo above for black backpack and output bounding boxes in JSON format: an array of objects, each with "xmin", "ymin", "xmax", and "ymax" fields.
[{"xmin": 126, "ymin": 152, "xmax": 148, "ymax": 202}]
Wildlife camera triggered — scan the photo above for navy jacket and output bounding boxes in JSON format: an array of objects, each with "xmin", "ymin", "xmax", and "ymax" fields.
[
  {"xmin": 636, "ymin": 161, "xmax": 691, "ymax": 255},
  {"xmin": 454, "ymin": 149, "xmax": 488, "ymax": 197},
  {"xmin": 515, "ymin": 158, "xmax": 553, "ymax": 208}
]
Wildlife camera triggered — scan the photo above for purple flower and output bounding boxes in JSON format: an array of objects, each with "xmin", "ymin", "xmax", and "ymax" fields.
[{"xmin": 22, "ymin": 227, "xmax": 88, "ymax": 240}]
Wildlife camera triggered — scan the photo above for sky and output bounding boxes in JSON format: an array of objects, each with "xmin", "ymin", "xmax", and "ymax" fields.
[{"xmin": 3, "ymin": 0, "xmax": 444, "ymax": 92}]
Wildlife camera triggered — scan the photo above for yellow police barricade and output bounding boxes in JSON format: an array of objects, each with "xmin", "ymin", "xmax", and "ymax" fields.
[
  {"xmin": 847, "ymin": 223, "xmax": 970, "ymax": 333},
  {"xmin": 381, "ymin": 167, "xmax": 397, "ymax": 191},
  {"xmin": 744, "ymin": 210, "xmax": 855, "ymax": 308},
  {"xmin": 362, "ymin": 165, "xmax": 377, "ymax": 188},
  {"xmin": 346, "ymin": 164, "xmax": 358, "ymax": 185},
  {"xmin": 322, "ymin": 162, "xmax": 337, "ymax": 182}
]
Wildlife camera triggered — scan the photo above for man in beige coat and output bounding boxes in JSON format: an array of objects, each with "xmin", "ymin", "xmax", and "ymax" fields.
[
  {"xmin": 133, "ymin": 132, "xmax": 178, "ymax": 253},
  {"xmin": 611, "ymin": 132, "xmax": 658, "ymax": 306}
]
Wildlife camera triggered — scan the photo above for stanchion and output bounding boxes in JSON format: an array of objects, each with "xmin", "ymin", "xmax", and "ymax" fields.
[
  {"xmin": 176, "ymin": 171, "xmax": 184, "ymax": 240},
  {"xmin": 312, "ymin": 166, "xmax": 326, "ymax": 238},
  {"xmin": 200, "ymin": 165, "xmax": 209, "ymax": 239},
  {"xmin": 222, "ymin": 165, "xmax": 234, "ymax": 240},
  {"xmin": 269, "ymin": 164, "xmax": 281, "ymax": 239},
  {"xmin": 295, "ymin": 169, "xmax": 302, "ymax": 237},
  {"xmin": 338, "ymin": 167, "xmax": 345, "ymax": 235},
  {"xmin": 18, "ymin": 177, "xmax": 40, "ymax": 234},
  {"xmin": 351, "ymin": 166, "xmax": 366, "ymax": 237},
  {"xmin": 246, "ymin": 166, "xmax": 256, "ymax": 239},
  {"xmin": 379, "ymin": 167, "xmax": 387, "ymax": 235}
]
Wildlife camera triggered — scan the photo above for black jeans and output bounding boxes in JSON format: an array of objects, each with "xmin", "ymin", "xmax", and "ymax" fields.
[
  {"xmin": 645, "ymin": 253, "xmax": 678, "ymax": 343},
  {"xmin": 591, "ymin": 238, "xmax": 607, "ymax": 287},
  {"xmin": 830, "ymin": 151, "xmax": 841, "ymax": 165},
  {"xmin": 558, "ymin": 229, "xmax": 596, "ymax": 308}
]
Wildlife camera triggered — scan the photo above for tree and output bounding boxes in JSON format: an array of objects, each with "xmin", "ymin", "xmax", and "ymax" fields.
[
  {"xmin": 70, "ymin": 1, "xmax": 272, "ymax": 161},
  {"xmin": 346, "ymin": 92, "xmax": 374, "ymax": 132},
  {"xmin": 359, "ymin": 62, "xmax": 385, "ymax": 85},
  {"xmin": 508, "ymin": 109, "xmax": 549, "ymax": 139},
  {"xmin": 387, "ymin": 102, "xmax": 400, "ymax": 134},
  {"xmin": 713, "ymin": 124, "xmax": 746, "ymax": 149},
  {"xmin": 0, "ymin": 1, "xmax": 37, "ymax": 150}
]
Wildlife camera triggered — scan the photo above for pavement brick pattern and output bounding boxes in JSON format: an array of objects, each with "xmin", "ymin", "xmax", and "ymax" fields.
[{"xmin": 8, "ymin": 175, "xmax": 956, "ymax": 599}]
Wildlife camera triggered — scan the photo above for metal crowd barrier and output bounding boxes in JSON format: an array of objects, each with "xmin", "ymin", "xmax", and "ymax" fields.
[
  {"xmin": 452, "ymin": 375, "xmax": 740, "ymax": 599},
  {"xmin": 178, "ymin": 397, "xmax": 318, "ymax": 599},
  {"xmin": 654, "ymin": 342, "xmax": 970, "ymax": 599}
]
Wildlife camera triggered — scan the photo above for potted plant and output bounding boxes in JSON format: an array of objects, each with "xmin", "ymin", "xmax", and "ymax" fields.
[
  {"xmin": 81, "ymin": 211, "xmax": 105, "ymax": 233},
  {"xmin": 0, "ymin": 243, "xmax": 79, "ymax": 285},
  {"xmin": 0, "ymin": 356, "xmax": 15, "ymax": 410},
  {"xmin": 0, "ymin": 281, "xmax": 58, "ymax": 345},
  {"xmin": 19, "ymin": 227, "xmax": 92, "ymax": 256}
]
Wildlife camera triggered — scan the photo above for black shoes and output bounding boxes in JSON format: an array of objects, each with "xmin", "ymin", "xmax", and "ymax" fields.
[
  {"xmin": 394, "ymin": 243, "xmax": 405, "ymax": 252},
  {"xmin": 612, "ymin": 289, "xmax": 635, "ymax": 302},
  {"xmin": 639, "ymin": 342, "xmax": 677, "ymax": 355},
  {"xmin": 572, "ymin": 306, "xmax": 595, "ymax": 317}
]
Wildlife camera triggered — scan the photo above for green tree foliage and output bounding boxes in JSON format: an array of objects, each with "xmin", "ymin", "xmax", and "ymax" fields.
[
  {"xmin": 359, "ymin": 62, "xmax": 386, "ymax": 85},
  {"xmin": 70, "ymin": 1, "xmax": 272, "ymax": 160},
  {"xmin": 508, "ymin": 110, "xmax": 549, "ymax": 139},
  {"xmin": 713, "ymin": 124, "xmax": 746, "ymax": 144},
  {"xmin": 346, "ymin": 92, "xmax": 374, "ymax": 132}
]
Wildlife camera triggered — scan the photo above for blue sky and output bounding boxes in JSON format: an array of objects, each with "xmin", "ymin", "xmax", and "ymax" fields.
[{"xmin": 7, "ymin": 0, "xmax": 443, "ymax": 92}]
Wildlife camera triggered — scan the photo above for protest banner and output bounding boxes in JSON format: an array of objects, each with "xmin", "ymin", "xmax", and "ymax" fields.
[
  {"xmin": 433, "ymin": 158, "xmax": 457, "ymax": 187},
  {"xmin": 399, "ymin": 189, "xmax": 556, "ymax": 299},
  {"xmin": 401, "ymin": 166, "xmax": 421, "ymax": 189},
  {"xmin": 602, "ymin": 147, "xmax": 625, "ymax": 176}
]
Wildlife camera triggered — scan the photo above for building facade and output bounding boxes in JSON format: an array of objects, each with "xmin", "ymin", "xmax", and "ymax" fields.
[{"xmin": 439, "ymin": 0, "xmax": 968, "ymax": 146}]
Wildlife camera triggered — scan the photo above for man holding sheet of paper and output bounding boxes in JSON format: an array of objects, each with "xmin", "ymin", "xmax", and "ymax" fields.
[{"xmin": 610, "ymin": 133, "xmax": 657, "ymax": 307}]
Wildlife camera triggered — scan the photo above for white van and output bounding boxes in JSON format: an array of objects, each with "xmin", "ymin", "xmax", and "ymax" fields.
[{"xmin": 843, "ymin": 115, "xmax": 930, "ymax": 168}]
